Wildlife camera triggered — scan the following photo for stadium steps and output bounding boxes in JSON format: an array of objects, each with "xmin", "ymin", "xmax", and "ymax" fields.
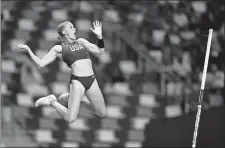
[
  {"xmin": 2, "ymin": 2, "xmax": 186, "ymax": 147},
  {"xmin": 1, "ymin": 116, "xmax": 38, "ymax": 147}
]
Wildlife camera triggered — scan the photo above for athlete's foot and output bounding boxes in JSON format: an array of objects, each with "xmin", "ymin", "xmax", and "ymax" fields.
[
  {"xmin": 35, "ymin": 94, "xmax": 57, "ymax": 107},
  {"xmin": 58, "ymin": 93, "xmax": 69, "ymax": 102}
]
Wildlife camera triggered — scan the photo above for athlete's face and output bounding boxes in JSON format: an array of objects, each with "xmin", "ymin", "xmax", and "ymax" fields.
[{"xmin": 63, "ymin": 22, "xmax": 76, "ymax": 40}]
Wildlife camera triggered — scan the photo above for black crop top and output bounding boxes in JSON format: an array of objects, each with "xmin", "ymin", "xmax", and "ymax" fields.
[{"xmin": 61, "ymin": 40, "xmax": 90, "ymax": 67}]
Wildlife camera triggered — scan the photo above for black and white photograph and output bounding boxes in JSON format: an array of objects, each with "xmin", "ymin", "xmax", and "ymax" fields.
[{"xmin": 1, "ymin": 0, "xmax": 225, "ymax": 147}]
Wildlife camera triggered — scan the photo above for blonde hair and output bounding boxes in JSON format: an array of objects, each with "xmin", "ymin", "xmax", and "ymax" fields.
[{"xmin": 56, "ymin": 21, "xmax": 70, "ymax": 40}]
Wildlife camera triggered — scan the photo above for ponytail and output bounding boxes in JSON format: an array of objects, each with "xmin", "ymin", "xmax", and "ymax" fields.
[{"xmin": 56, "ymin": 21, "xmax": 70, "ymax": 42}]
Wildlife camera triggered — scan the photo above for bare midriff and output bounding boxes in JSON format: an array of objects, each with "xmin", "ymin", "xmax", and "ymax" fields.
[{"xmin": 70, "ymin": 59, "xmax": 94, "ymax": 77}]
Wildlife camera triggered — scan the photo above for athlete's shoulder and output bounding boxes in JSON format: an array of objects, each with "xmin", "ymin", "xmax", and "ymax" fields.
[
  {"xmin": 77, "ymin": 38, "xmax": 89, "ymax": 44},
  {"xmin": 77, "ymin": 38, "xmax": 86, "ymax": 41},
  {"xmin": 52, "ymin": 44, "xmax": 62, "ymax": 53}
]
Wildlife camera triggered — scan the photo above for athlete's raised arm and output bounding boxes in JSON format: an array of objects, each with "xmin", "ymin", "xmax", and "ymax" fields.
[
  {"xmin": 78, "ymin": 21, "xmax": 105, "ymax": 55},
  {"xmin": 18, "ymin": 44, "xmax": 62, "ymax": 68}
]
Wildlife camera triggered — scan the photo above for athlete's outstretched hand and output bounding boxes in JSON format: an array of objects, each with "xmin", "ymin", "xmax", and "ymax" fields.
[
  {"xmin": 18, "ymin": 44, "xmax": 30, "ymax": 51},
  {"xmin": 90, "ymin": 21, "xmax": 102, "ymax": 39}
]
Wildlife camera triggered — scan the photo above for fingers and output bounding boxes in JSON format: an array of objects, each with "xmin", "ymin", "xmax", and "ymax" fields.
[
  {"xmin": 93, "ymin": 21, "xmax": 102, "ymax": 28},
  {"xmin": 93, "ymin": 21, "xmax": 96, "ymax": 28}
]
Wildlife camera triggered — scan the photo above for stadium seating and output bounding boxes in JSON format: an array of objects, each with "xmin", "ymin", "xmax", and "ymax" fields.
[{"xmin": 1, "ymin": 1, "xmax": 224, "ymax": 147}]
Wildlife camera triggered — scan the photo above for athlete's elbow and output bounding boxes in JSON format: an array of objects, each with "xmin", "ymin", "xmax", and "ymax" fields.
[
  {"xmin": 37, "ymin": 63, "xmax": 42, "ymax": 69},
  {"xmin": 38, "ymin": 62, "xmax": 45, "ymax": 68},
  {"xmin": 97, "ymin": 52, "xmax": 103, "ymax": 55},
  {"xmin": 98, "ymin": 52, "xmax": 103, "ymax": 55},
  {"xmin": 98, "ymin": 48, "xmax": 105, "ymax": 55}
]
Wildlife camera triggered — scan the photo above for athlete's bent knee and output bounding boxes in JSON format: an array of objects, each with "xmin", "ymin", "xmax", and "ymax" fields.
[
  {"xmin": 98, "ymin": 112, "xmax": 106, "ymax": 117},
  {"xmin": 66, "ymin": 117, "xmax": 77, "ymax": 123},
  {"xmin": 67, "ymin": 119, "xmax": 76, "ymax": 123},
  {"xmin": 97, "ymin": 108, "xmax": 106, "ymax": 117},
  {"xmin": 66, "ymin": 112, "xmax": 79, "ymax": 123}
]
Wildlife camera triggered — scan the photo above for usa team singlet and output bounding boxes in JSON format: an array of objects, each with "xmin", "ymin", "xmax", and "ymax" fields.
[{"xmin": 61, "ymin": 40, "xmax": 90, "ymax": 67}]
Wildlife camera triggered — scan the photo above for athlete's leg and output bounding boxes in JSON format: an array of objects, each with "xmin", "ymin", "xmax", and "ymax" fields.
[
  {"xmin": 50, "ymin": 97, "xmax": 69, "ymax": 120},
  {"xmin": 35, "ymin": 94, "xmax": 69, "ymax": 120},
  {"xmin": 85, "ymin": 79, "xmax": 106, "ymax": 117},
  {"xmin": 58, "ymin": 92, "xmax": 70, "ymax": 101},
  {"xmin": 65, "ymin": 80, "xmax": 85, "ymax": 122},
  {"xmin": 58, "ymin": 91, "xmax": 96, "ymax": 115},
  {"xmin": 36, "ymin": 80, "xmax": 85, "ymax": 123}
]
